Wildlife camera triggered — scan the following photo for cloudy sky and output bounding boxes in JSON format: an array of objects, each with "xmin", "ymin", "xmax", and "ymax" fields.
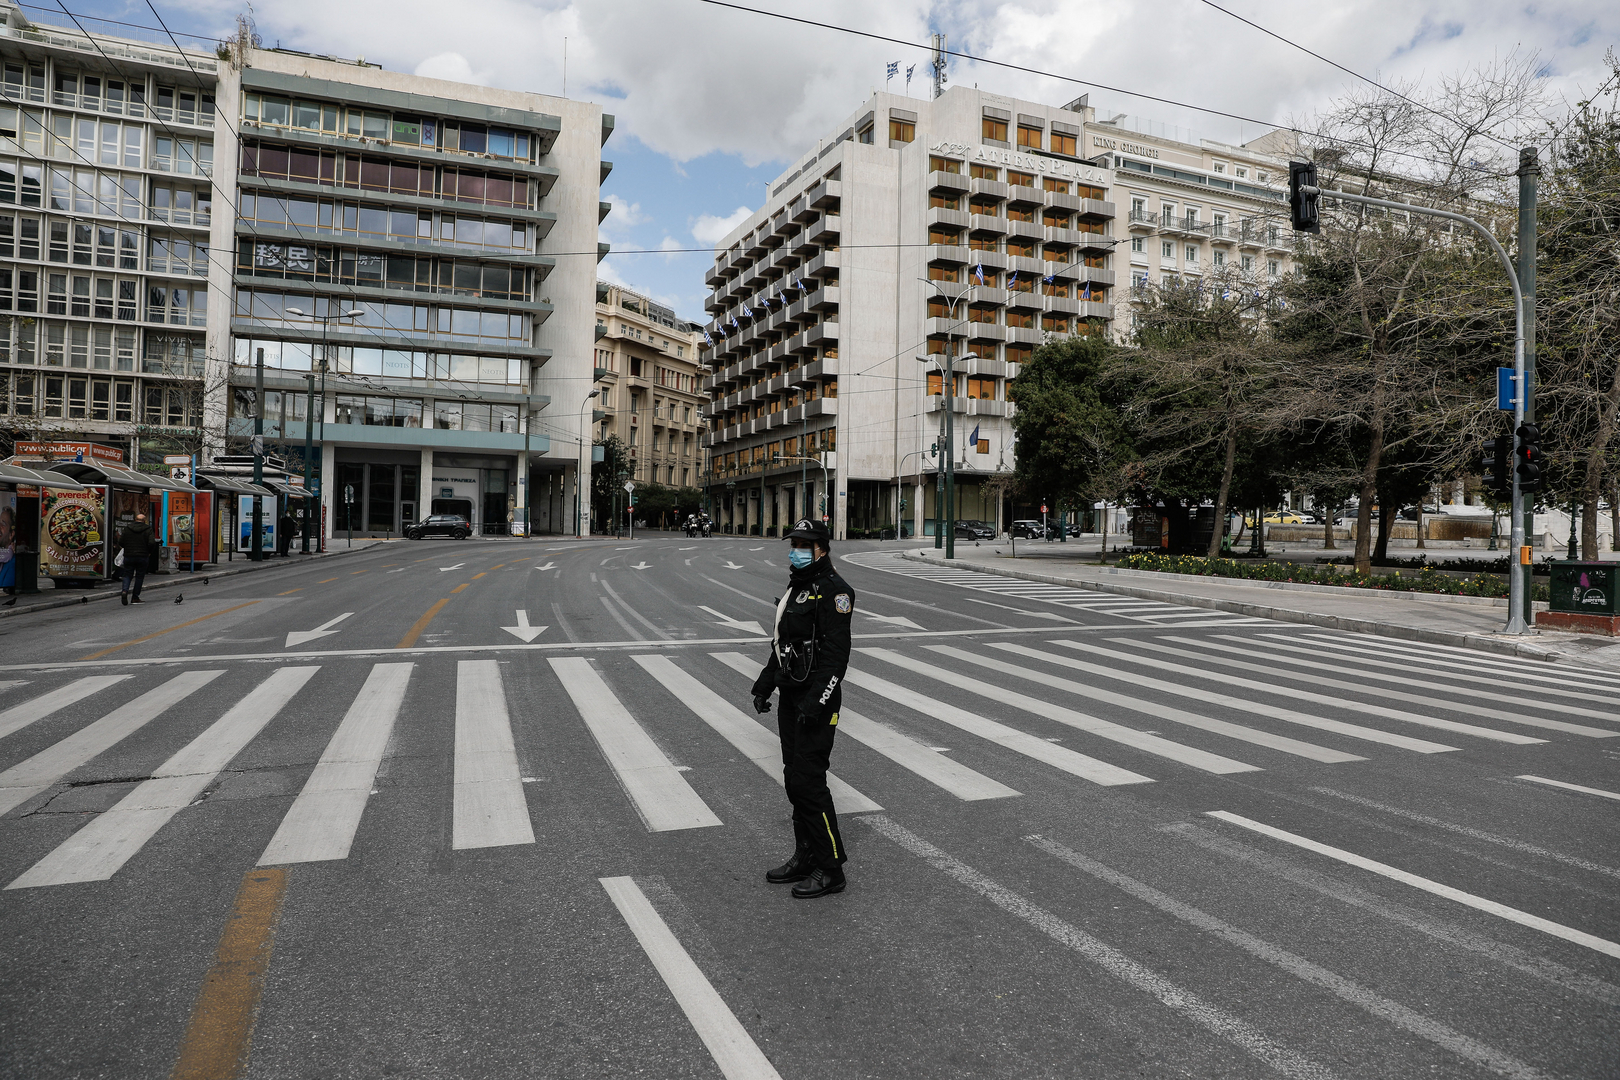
[{"xmin": 51, "ymin": 1, "xmax": 1620, "ymax": 321}]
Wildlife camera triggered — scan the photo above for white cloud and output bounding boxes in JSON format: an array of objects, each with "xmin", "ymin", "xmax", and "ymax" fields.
[
  {"xmin": 601, "ymin": 193, "xmax": 647, "ymax": 227},
  {"xmin": 691, "ymin": 205, "xmax": 754, "ymax": 246},
  {"xmin": 412, "ymin": 52, "xmax": 488, "ymax": 86}
]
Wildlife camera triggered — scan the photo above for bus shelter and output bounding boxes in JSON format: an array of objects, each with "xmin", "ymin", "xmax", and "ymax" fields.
[{"xmin": 0, "ymin": 462, "xmax": 89, "ymax": 595}]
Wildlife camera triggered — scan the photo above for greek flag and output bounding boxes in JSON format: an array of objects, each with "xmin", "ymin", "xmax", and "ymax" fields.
[
  {"xmin": 796, "ymin": 276, "xmax": 809, "ymax": 292},
  {"xmin": 1080, "ymin": 283, "xmax": 1092, "ymax": 300},
  {"xmin": 1006, "ymin": 270, "xmax": 1018, "ymax": 289},
  {"xmin": 703, "ymin": 331, "xmax": 713, "ymax": 345},
  {"xmin": 886, "ymin": 61, "xmax": 899, "ymax": 82},
  {"xmin": 906, "ymin": 64, "xmax": 915, "ymax": 87},
  {"xmin": 1043, "ymin": 272, "xmax": 1056, "ymax": 285},
  {"xmin": 974, "ymin": 262, "xmax": 985, "ymax": 285},
  {"xmin": 730, "ymin": 316, "xmax": 740, "ymax": 330}
]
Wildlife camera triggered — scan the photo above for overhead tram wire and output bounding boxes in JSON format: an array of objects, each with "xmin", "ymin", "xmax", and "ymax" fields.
[
  {"xmin": 1192, "ymin": 0, "xmax": 1521, "ymax": 153},
  {"xmin": 693, "ymin": 0, "xmax": 1518, "ymax": 180}
]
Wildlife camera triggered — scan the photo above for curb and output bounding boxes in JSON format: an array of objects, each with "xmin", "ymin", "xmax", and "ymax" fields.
[
  {"xmin": 0, "ymin": 541, "xmax": 390, "ymax": 621},
  {"xmin": 899, "ymin": 551, "xmax": 1584, "ymax": 667}
]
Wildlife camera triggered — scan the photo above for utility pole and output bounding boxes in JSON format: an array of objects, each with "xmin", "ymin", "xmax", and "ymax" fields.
[
  {"xmin": 251, "ymin": 347, "xmax": 264, "ymax": 562},
  {"xmin": 302, "ymin": 370, "xmax": 316, "ymax": 553},
  {"xmin": 944, "ymin": 331, "xmax": 956, "ymax": 559},
  {"xmin": 1517, "ymin": 146, "xmax": 1539, "ymax": 627}
]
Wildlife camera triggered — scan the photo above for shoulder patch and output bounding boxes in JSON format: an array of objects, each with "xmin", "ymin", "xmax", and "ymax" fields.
[{"xmin": 834, "ymin": 593, "xmax": 853, "ymax": 614}]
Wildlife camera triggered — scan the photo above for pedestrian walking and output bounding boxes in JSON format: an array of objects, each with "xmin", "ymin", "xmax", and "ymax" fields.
[
  {"xmin": 277, "ymin": 511, "xmax": 295, "ymax": 557},
  {"xmin": 750, "ymin": 518, "xmax": 856, "ymax": 899},
  {"xmin": 116, "ymin": 513, "xmax": 154, "ymax": 605}
]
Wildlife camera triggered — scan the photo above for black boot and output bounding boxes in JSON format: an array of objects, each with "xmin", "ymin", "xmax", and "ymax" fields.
[
  {"xmin": 766, "ymin": 849, "xmax": 813, "ymax": 884},
  {"xmin": 791, "ymin": 866, "xmax": 846, "ymax": 899}
]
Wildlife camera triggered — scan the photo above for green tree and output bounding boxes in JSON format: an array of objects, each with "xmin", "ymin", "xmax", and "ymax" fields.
[{"xmin": 1007, "ymin": 334, "xmax": 1135, "ymax": 514}]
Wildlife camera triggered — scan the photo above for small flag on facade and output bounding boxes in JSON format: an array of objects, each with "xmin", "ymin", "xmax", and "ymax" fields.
[
  {"xmin": 703, "ymin": 331, "xmax": 713, "ymax": 345},
  {"xmin": 796, "ymin": 276, "xmax": 809, "ymax": 292},
  {"xmin": 731, "ymin": 316, "xmax": 740, "ymax": 330},
  {"xmin": 974, "ymin": 263, "xmax": 985, "ymax": 285},
  {"xmin": 886, "ymin": 61, "xmax": 899, "ymax": 82},
  {"xmin": 1006, "ymin": 270, "xmax": 1017, "ymax": 289},
  {"xmin": 1081, "ymin": 283, "xmax": 1092, "ymax": 300},
  {"xmin": 968, "ymin": 424, "xmax": 979, "ymax": 446}
]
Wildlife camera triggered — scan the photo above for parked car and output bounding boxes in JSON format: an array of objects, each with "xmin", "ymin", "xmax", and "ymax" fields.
[
  {"xmin": 407, "ymin": 514, "xmax": 472, "ymax": 540},
  {"xmin": 1304, "ymin": 510, "xmax": 1343, "ymax": 525},
  {"xmin": 1010, "ymin": 519, "xmax": 1054, "ymax": 539},
  {"xmin": 954, "ymin": 519, "xmax": 995, "ymax": 540},
  {"xmin": 1397, "ymin": 505, "xmax": 1443, "ymax": 522}
]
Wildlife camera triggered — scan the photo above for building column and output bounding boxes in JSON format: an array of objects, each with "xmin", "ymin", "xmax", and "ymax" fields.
[
  {"xmin": 419, "ymin": 447, "xmax": 434, "ymax": 526},
  {"xmin": 320, "ymin": 441, "xmax": 337, "ymax": 541},
  {"xmin": 913, "ymin": 482, "xmax": 924, "ymax": 539}
]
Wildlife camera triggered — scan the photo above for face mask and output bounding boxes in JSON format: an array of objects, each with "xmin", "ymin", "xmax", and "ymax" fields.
[{"xmin": 788, "ymin": 547, "xmax": 815, "ymax": 569}]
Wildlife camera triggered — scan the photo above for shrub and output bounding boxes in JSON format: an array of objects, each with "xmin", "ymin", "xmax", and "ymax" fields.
[{"xmin": 1114, "ymin": 552, "xmax": 1532, "ymax": 599}]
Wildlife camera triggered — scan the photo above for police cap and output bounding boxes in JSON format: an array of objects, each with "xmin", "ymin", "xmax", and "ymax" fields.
[{"xmin": 785, "ymin": 518, "xmax": 832, "ymax": 547}]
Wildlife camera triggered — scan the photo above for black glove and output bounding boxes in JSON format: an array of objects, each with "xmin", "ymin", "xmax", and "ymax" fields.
[{"xmin": 753, "ymin": 694, "xmax": 773, "ymax": 714}]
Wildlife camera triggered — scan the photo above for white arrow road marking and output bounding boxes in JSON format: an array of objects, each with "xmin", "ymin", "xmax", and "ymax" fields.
[
  {"xmin": 501, "ymin": 611, "xmax": 548, "ymax": 643},
  {"xmin": 679, "ymin": 546, "xmax": 697, "ymax": 551},
  {"xmin": 749, "ymin": 546, "xmax": 763, "ymax": 551},
  {"xmin": 534, "ymin": 563, "xmax": 556, "ymax": 571},
  {"xmin": 386, "ymin": 568, "xmax": 407, "ymax": 574},
  {"xmin": 722, "ymin": 561, "xmax": 745, "ymax": 570},
  {"xmin": 697, "ymin": 606, "xmax": 766, "ymax": 637},
  {"xmin": 865, "ymin": 613, "xmax": 926, "ymax": 631},
  {"xmin": 285, "ymin": 612, "xmax": 353, "ymax": 648},
  {"xmin": 630, "ymin": 562, "xmax": 651, "ymax": 570},
  {"xmin": 439, "ymin": 563, "xmax": 465, "ymax": 572}
]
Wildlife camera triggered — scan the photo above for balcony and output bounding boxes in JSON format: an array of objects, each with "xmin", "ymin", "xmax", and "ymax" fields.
[
  {"xmin": 1005, "ymin": 288, "xmax": 1041, "ymax": 311},
  {"xmin": 808, "ymin": 179, "xmax": 842, "ymax": 209},
  {"xmin": 1078, "ymin": 198, "xmax": 1116, "ymax": 220},
  {"xmin": 1007, "ymin": 184, "xmax": 1044, "ymax": 207},
  {"xmin": 968, "ymin": 213, "xmax": 1007, "ymax": 237},
  {"xmin": 1003, "ymin": 219, "xmax": 1041, "ymax": 243},
  {"xmin": 1044, "ymin": 294, "xmax": 1080, "ymax": 315},
  {"xmin": 792, "ymin": 231, "xmax": 819, "ymax": 257},
  {"xmin": 928, "ymin": 244, "xmax": 971, "ymax": 266},
  {"xmin": 970, "ymin": 178, "xmax": 1008, "ymax": 201},
  {"xmin": 1078, "ymin": 301, "xmax": 1115, "ymax": 320},
  {"xmin": 928, "ymin": 206, "xmax": 971, "ymax": 231},
  {"xmin": 924, "ymin": 397, "xmax": 968, "ymax": 414},
  {"xmin": 804, "ymin": 398, "xmax": 838, "ymax": 418},
  {"xmin": 1004, "ymin": 325, "xmax": 1045, "ymax": 345},
  {"xmin": 968, "ymin": 398, "xmax": 1013, "ymax": 418},
  {"xmin": 1158, "ymin": 215, "xmax": 1192, "ymax": 237},
  {"xmin": 805, "ymin": 321, "xmax": 839, "ymax": 348},
  {"xmin": 1238, "ymin": 227, "xmax": 1264, "ymax": 249},
  {"xmin": 803, "ymin": 249, "xmax": 840, "ymax": 278},
  {"xmin": 966, "ymin": 321, "xmax": 1005, "ymax": 343},
  {"xmin": 807, "ymin": 286, "xmax": 840, "ymax": 310},
  {"xmin": 1046, "ymin": 191, "xmax": 1082, "ymax": 212},
  {"xmin": 1127, "ymin": 210, "xmax": 1158, "ymax": 231},
  {"xmin": 792, "ymin": 195, "xmax": 817, "ymax": 223},
  {"xmin": 705, "ymin": 264, "xmax": 725, "ymax": 288},
  {"xmin": 1207, "ymin": 224, "xmax": 1237, "ymax": 245},
  {"xmin": 1078, "ymin": 232, "xmax": 1113, "ymax": 253},
  {"xmin": 1044, "ymin": 226, "xmax": 1084, "ymax": 246},
  {"xmin": 929, "ymin": 171, "xmax": 970, "ymax": 195}
]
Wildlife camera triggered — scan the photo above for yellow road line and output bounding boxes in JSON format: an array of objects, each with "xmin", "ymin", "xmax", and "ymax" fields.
[
  {"xmin": 317, "ymin": 577, "xmax": 338, "ymax": 583},
  {"xmin": 397, "ymin": 598, "xmax": 450, "ymax": 648},
  {"xmin": 351, "ymin": 570, "xmax": 367, "ymax": 575},
  {"xmin": 450, "ymin": 583, "xmax": 470, "ymax": 594},
  {"xmin": 470, "ymin": 572, "xmax": 487, "ymax": 580},
  {"xmin": 277, "ymin": 589, "xmax": 302, "ymax": 596},
  {"xmin": 170, "ymin": 868, "xmax": 287, "ymax": 1080},
  {"xmin": 488, "ymin": 564, "xmax": 506, "ymax": 570},
  {"xmin": 80, "ymin": 602, "xmax": 260, "ymax": 661}
]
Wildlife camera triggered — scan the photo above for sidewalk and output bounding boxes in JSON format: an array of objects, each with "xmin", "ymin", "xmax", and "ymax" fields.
[
  {"xmin": 0, "ymin": 537, "xmax": 395, "ymax": 621},
  {"xmin": 902, "ymin": 543, "xmax": 1620, "ymax": 672}
]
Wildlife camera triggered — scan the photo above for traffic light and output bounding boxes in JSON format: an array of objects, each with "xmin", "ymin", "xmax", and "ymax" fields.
[
  {"xmin": 1288, "ymin": 161, "xmax": 1320, "ymax": 234},
  {"xmin": 1515, "ymin": 422, "xmax": 1543, "ymax": 493},
  {"xmin": 1480, "ymin": 435, "xmax": 1511, "ymax": 501}
]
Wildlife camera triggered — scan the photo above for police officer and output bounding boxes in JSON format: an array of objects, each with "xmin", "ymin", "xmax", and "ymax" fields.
[{"xmin": 751, "ymin": 518, "xmax": 855, "ymax": 899}]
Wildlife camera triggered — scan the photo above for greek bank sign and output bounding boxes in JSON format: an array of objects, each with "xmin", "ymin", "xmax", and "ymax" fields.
[{"xmin": 928, "ymin": 141, "xmax": 1108, "ymax": 185}]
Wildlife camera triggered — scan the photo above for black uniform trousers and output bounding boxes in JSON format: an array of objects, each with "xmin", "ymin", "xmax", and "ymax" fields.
[{"xmin": 778, "ymin": 699, "xmax": 847, "ymax": 869}]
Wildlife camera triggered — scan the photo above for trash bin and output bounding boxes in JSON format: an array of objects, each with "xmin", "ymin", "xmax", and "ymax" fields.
[{"xmin": 1548, "ymin": 562, "xmax": 1617, "ymax": 615}]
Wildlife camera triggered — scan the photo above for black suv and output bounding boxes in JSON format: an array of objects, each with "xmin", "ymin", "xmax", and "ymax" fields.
[
  {"xmin": 954, "ymin": 519, "xmax": 996, "ymax": 540},
  {"xmin": 407, "ymin": 514, "xmax": 472, "ymax": 540}
]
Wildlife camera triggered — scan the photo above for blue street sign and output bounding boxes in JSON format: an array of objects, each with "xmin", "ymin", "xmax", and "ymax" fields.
[{"xmin": 1497, "ymin": 367, "xmax": 1532, "ymax": 410}]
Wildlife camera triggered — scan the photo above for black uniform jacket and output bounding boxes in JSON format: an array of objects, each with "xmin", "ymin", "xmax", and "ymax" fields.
[{"xmin": 751, "ymin": 555, "xmax": 856, "ymax": 718}]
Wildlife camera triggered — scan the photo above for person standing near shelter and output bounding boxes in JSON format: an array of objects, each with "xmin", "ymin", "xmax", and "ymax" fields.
[
  {"xmin": 277, "ymin": 511, "xmax": 295, "ymax": 557},
  {"xmin": 117, "ymin": 513, "xmax": 154, "ymax": 605},
  {"xmin": 750, "ymin": 518, "xmax": 856, "ymax": 899}
]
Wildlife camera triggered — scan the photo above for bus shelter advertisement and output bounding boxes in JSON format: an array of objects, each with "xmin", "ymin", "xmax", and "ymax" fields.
[{"xmin": 40, "ymin": 486, "xmax": 107, "ymax": 579}]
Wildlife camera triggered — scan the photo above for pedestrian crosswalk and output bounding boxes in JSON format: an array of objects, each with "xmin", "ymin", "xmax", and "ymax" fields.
[
  {"xmin": 844, "ymin": 550, "xmax": 1273, "ymax": 626},
  {"xmin": 3, "ymin": 629, "xmax": 1617, "ymax": 890}
]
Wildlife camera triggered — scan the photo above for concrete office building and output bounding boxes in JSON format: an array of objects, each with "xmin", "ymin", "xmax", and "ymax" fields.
[
  {"xmin": 220, "ymin": 47, "xmax": 609, "ymax": 538},
  {"xmin": 0, "ymin": 2, "xmax": 221, "ymax": 454},
  {"xmin": 701, "ymin": 85, "xmax": 1115, "ymax": 540},
  {"xmin": 592, "ymin": 283, "xmax": 706, "ymax": 491}
]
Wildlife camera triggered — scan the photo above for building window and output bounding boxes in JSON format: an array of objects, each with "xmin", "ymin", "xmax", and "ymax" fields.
[
  {"xmin": 1185, "ymin": 245, "xmax": 1199, "ymax": 264},
  {"xmin": 1241, "ymin": 254, "xmax": 1254, "ymax": 272},
  {"xmin": 1235, "ymin": 166, "xmax": 1247, "ymax": 179},
  {"xmin": 857, "ymin": 122, "xmax": 874, "ymax": 144},
  {"xmin": 1016, "ymin": 125, "xmax": 1041, "ymax": 150},
  {"xmin": 982, "ymin": 117, "xmax": 1007, "ymax": 142},
  {"xmin": 889, "ymin": 119, "xmax": 915, "ymax": 143},
  {"xmin": 970, "ymin": 163, "xmax": 998, "ymax": 180},
  {"xmin": 1051, "ymin": 132, "xmax": 1076, "ymax": 156},
  {"xmin": 1131, "ymin": 237, "xmax": 1144, "ymax": 253},
  {"xmin": 1161, "ymin": 241, "xmax": 1174, "ymax": 259},
  {"xmin": 1268, "ymin": 259, "xmax": 1280, "ymax": 277},
  {"xmin": 1213, "ymin": 162, "xmax": 1226, "ymax": 174},
  {"xmin": 928, "ymin": 155, "xmax": 961, "ymax": 174},
  {"xmin": 1212, "ymin": 250, "xmax": 1225, "ymax": 267}
]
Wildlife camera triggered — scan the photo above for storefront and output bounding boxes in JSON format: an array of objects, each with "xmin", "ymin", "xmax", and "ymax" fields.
[{"xmin": 429, "ymin": 453, "xmax": 516, "ymax": 536}]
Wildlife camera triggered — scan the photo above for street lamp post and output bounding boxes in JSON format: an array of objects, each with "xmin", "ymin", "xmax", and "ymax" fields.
[
  {"xmin": 917, "ymin": 277, "xmax": 981, "ymax": 560},
  {"xmin": 895, "ymin": 448, "xmax": 930, "ymax": 541},
  {"xmin": 286, "ymin": 306, "xmax": 364, "ymax": 552},
  {"xmin": 577, "ymin": 389, "xmax": 600, "ymax": 539}
]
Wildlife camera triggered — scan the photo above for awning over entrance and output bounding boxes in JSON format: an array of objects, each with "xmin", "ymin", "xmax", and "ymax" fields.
[
  {"xmin": 195, "ymin": 475, "xmax": 279, "ymax": 499},
  {"xmin": 45, "ymin": 461, "xmax": 200, "ymax": 493}
]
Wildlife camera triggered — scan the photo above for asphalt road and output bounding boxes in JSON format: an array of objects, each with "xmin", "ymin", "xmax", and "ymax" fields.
[{"xmin": 1, "ymin": 534, "xmax": 1617, "ymax": 1079}]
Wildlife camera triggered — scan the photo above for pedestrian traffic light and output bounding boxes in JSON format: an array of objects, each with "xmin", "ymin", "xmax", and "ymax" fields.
[
  {"xmin": 1480, "ymin": 435, "xmax": 1511, "ymax": 501},
  {"xmin": 1515, "ymin": 422, "xmax": 1543, "ymax": 493},
  {"xmin": 1288, "ymin": 161, "xmax": 1320, "ymax": 234}
]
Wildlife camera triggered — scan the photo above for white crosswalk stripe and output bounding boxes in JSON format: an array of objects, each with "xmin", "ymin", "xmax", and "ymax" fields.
[
  {"xmin": 860, "ymin": 647, "xmax": 1261, "ymax": 775},
  {"xmin": 260, "ymin": 663, "xmax": 414, "ymax": 865},
  {"xmin": 710, "ymin": 652, "xmax": 1020, "ymax": 801},
  {"xmin": 551, "ymin": 656, "xmax": 723, "ymax": 833},
  {"xmin": 1299, "ymin": 632, "xmax": 1620, "ymax": 692},
  {"xmin": 0, "ymin": 671, "xmax": 223, "ymax": 817},
  {"xmin": 452, "ymin": 659, "xmax": 535, "ymax": 850},
  {"xmin": 7, "ymin": 667, "xmax": 319, "ymax": 890},
  {"xmin": 0, "ymin": 675, "xmax": 132, "ymax": 741},
  {"xmin": 635, "ymin": 654, "xmax": 881, "ymax": 813},
  {"xmin": 843, "ymin": 551, "xmax": 1271, "ymax": 626}
]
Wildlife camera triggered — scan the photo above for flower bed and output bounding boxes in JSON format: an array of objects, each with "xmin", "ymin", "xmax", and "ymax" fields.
[{"xmin": 1115, "ymin": 552, "xmax": 1549, "ymax": 600}]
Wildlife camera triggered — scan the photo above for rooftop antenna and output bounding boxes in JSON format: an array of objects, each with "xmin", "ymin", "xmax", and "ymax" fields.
[
  {"xmin": 930, "ymin": 33, "xmax": 947, "ymax": 99},
  {"xmin": 563, "ymin": 37, "xmax": 567, "ymax": 97}
]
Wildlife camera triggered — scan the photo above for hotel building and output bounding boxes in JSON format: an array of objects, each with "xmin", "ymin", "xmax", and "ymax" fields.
[{"xmin": 700, "ymin": 85, "xmax": 1116, "ymax": 539}]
